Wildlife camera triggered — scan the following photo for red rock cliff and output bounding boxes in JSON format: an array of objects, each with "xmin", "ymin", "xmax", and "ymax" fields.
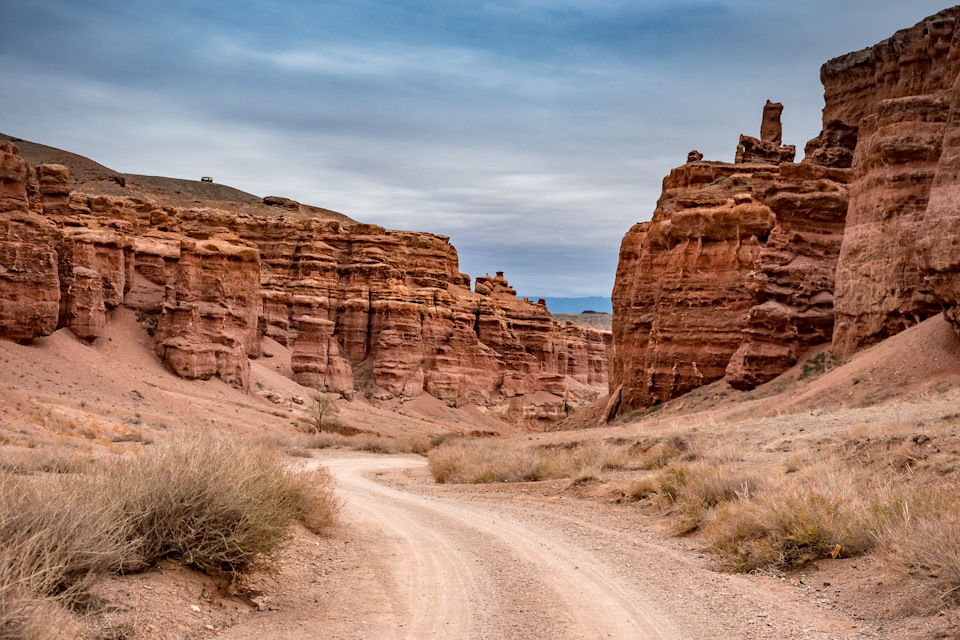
[
  {"xmin": 0, "ymin": 142, "xmax": 609, "ymax": 424},
  {"xmin": 612, "ymin": 7, "xmax": 960, "ymax": 416}
]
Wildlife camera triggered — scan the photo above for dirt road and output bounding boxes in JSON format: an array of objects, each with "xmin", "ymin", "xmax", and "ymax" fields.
[{"xmin": 223, "ymin": 453, "xmax": 871, "ymax": 640}]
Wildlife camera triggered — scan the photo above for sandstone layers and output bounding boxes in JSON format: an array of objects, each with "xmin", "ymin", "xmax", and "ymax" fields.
[
  {"xmin": 0, "ymin": 141, "xmax": 609, "ymax": 425},
  {"xmin": 611, "ymin": 7, "xmax": 960, "ymax": 415}
]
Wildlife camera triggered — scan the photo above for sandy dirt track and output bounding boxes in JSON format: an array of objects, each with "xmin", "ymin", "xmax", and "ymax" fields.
[
  {"xmin": 221, "ymin": 453, "xmax": 875, "ymax": 640},
  {"xmin": 325, "ymin": 456, "xmax": 679, "ymax": 640}
]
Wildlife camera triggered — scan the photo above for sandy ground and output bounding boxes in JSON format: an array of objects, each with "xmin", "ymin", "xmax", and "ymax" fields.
[
  {"xmin": 3, "ymin": 306, "xmax": 960, "ymax": 638},
  {"xmin": 212, "ymin": 452, "xmax": 884, "ymax": 640}
]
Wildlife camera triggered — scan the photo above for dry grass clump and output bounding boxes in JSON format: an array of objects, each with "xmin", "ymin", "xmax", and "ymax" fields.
[
  {"xmin": 873, "ymin": 482, "xmax": 960, "ymax": 603},
  {"xmin": 286, "ymin": 466, "xmax": 343, "ymax": 536},
  {"xmin": 0, "ymin": 470, "xmax": 135, "ymax": 639},
  {"xmin": 654, "ymin": 462, "xmax": 768, "ymax": 534},
  {"xmin": 704, "ymin": 467, "xmax": 877, "ymax": 572},
  {"xmin": 265, "ymin": 430, "xmax": 432, "ymax": 456},
  {"xmin": 428, "ymin": 437, "xmax": 656, "ymax": 484},
  {"xmin": 0, "ymin": 434, "xmax": 341, "ymax": 638},
  {"xmin": 429, "ymin": 438, "xmax": 547, "ymax": 484},
  {"xmin": 100, "ymin": 434, "xmax": 334, "ymax": 575},
  {"xmin": 0, "ymin": 447, "xmax": 89, "ymax": 475}
]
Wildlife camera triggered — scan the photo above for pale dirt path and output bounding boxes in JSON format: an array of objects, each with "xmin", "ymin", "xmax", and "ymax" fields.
[
  {"xmin": 222, "ymin": 453, "xmax": 873, "ymax": 640},
  {"xmin": 324, "ymin": 455, "xmax": 679, "ymax": 640}
]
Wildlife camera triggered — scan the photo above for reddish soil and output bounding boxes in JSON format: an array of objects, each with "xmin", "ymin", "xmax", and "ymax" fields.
[{"xmin": 4, "ymin": 310, "xmax": 960, "ymax": 639}]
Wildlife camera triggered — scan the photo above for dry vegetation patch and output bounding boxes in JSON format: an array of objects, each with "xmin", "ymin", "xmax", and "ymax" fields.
[
  {"xmin": 0, "ymin": 433, "xmax": 341, "ymax": 639},
  {"xmin": 426, "ymin": 401, "xmax": 960, "ymax": 610}
]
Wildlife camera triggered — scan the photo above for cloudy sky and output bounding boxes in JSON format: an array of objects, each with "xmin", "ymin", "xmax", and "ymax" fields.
[{"xmin": 0, "ymin": 1, "xmax": 951, "ymax": 299}]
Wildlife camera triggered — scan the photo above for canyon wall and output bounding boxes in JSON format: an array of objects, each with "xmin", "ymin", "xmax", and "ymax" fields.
[
  {"xmin": 0, "ymin": 141, "xmax": 609, "ymax": 425},
  {"xmin": 611, "ymin": 7, "xmax": 960, "ymax": 416}
]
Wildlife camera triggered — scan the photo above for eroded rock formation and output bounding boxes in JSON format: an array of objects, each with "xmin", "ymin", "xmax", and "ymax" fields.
[
  {"xmin": 0, "ymin": 141, "xmax": 609, "ymax": 423},
  {"xmin": 0, "ymin": 142, "xmax": 61, "ymax": 341},
  {"xmin": 612, "ymin": 7, "xmax": 960, "ymax": 416}
]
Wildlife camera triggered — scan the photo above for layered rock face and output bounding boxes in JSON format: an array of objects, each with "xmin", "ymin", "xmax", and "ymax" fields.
[
  {"xmin": 0, "ymin": 142, "xmax": 61, "ymax": 341},
  {"xmin": 0, "ymin": 142, "xmax": 608, "ymax": 422},
  {"xmin": 827, "ymin": 10, "xmax": 960, "ymax": 356},
  {"xmin": 726, "ymin": 163, "xmax": 851, "ymax": 388},
  {"xmin": 610, "ymin": 155, "xmax": 778, "ymax": 409},
  {"xmin": 154, "ymin": 236, "xmax": 261, "ymax": 390},
  {"xmin": 612, "ymin": 7, "xmax": 960, "ymax": 415}
]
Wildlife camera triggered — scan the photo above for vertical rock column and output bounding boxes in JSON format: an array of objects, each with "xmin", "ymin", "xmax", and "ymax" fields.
[
  {"xmin": 0, "ymin": 142, "xmax": 61, "ymax": 340},
  {"xmin": 290, "ymin": 315, "xmax": 354, "ymax": 398},
  {"xmin": 154, "ymin": 236, "xmax": 261, "ymax": 390}
]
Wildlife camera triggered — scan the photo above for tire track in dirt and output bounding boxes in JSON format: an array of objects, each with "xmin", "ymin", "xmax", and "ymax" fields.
[{"xmin": 324, "ymin": 455, "xmax": 680, "ymax": 640}]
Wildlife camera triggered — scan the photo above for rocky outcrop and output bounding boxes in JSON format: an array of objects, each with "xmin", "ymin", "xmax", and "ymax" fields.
[
  {"xmin": 611, "ymin": 7, "xmax": 960, "ymax": 416},
  {"xmin": 290, "ymin": 316, "xmax": 353, "ymax": 397},
  {"xmin": 57, "ymin": 227, "xmax": 132, "ymax": 340},
  {"xmin": 726, "ymin": 163, "xmax": 851, "ymax": 388},
  {"xmin": 0, "ymin": 142, "xmax": 61, "ymax": 341},
  {"xmin": 609, "ymin": 151, "xmax": 777, "ymax": 410},
  {"xmin": 154, "ymin": 236, "xmax": 261, "ymax": 391},
  {"xmin": 0, "ymin": 141, "xmax": 609, "ymax": 423}
]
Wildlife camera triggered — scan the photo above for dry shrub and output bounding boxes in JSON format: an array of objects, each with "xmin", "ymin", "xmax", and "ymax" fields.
[
  {"xmin": 263, "ymin": 431, "xmax": 432, "ymax": 456},
  {"xmin": 287, "ymin": 466, "xmax": 343, "ymax": 536},
  {"xmin": 634, "ymin": 436, "xmax": 690, "ymax": 470},
  {"xmin": 624, "ymin": 474, "xmax": 660, "ymax": 501},
  {"xmin": 0, "ymin": 447, "xmax": 89, "ymax": 475},
  {"xmin": 0, "ymin": 435, "xmax": 342, "ymax": 637},
  {"xmin": 99, "ymin": 434, "xmax": 338, "ymax": 575},
  {"xmin": 0, "ymin": 471, "xmax": 135, "ymax": 639},
  {"xmin": 873, "ymin": 482, "xmax": 960, "ymax": 603},
  {"xmin": 705, "ymin": 467, "xmax": 876, "ymax": 572},
  {"xmin": 654, "ymin": 462, "xmax": 768, "ymax": 534},
  {"xmin": 285, "ymin": 446, "xmax": 313, "ymax": 459},
  {"xmin": 429, "ymin": 438, "xmax": 546, "ymax": 484},
  {"xmin": 429, "ymin": 438, "xmax": 637, "ymax": 484}
]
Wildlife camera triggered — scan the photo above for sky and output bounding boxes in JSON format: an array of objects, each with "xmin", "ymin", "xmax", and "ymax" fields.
[{"xmin": 0, "ymin": 1, "xmax": 953, "ymax": 299}]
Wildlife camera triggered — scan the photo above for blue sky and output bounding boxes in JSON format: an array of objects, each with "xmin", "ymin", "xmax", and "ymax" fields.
[{"xmin": 0, "ymin": 1, "xmax": 952, "ymax": 298}]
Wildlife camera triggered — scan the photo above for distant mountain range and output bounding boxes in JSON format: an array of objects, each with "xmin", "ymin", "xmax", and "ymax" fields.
[{"xmin": 540, "ymin": 297, "xmax": 612, "ymax": 314}]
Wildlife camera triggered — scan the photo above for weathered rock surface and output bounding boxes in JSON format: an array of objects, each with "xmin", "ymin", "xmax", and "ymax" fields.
[
  {"xmin": 726, "ymin": 163, "xmax": 851, "ymax": 388},
  {"xmin": 611, "ymin": 7, "xmax": 960, "ymax": 416},
  {"xmin": 154, "ymin": 236, "xmax": 261, "ymax": 391},
  {"xmin": 610, "ymin": 157, "xmax": 776, "ymax": 410},
  {"xmin": 0, "ymin": 141, "xmax": 61, "ymax": 341},
  {"xmin": 0, "ymin": 141, "xmax": 608, "ymax": 423}
]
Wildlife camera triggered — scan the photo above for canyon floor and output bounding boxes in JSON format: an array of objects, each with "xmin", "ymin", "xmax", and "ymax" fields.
[
  {"xmin": 215, "ymin": 453, "xmax": 884, "ymax": 640},
  {"xmin": 3, "ymin": 311, "xmax": 960, "ymax": 639}
]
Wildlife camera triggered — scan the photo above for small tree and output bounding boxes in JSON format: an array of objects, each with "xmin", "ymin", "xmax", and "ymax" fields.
[{"xmin": 311, "ymin": 393, "xmax": 339, "ymax": 433}]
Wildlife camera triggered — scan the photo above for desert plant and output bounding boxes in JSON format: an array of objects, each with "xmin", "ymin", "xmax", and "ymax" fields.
[
  {"xmin": 0, "ymin": 469, "xmax": 137, "ymax": 640},
  {"xmin": 99, "ymin": 434, "xmax": 337, "ymax": 575},
  {"xmin": 705, "ymin": 468, "xmax": 876, "ymax": 572},
  {"xmin": 310, "ymin": 394, "xmax": 340, "ymax": 433},
  {"xmin": 873, "ymin": 482, "xmax": 960, "ymax": 603},
  {"xmin": 429, "ymin": 438, "xmax": 547, "ymax": 484},
  {"xmin": 287, "ymin": 466, "xmax": 343, "ymax": 536}
]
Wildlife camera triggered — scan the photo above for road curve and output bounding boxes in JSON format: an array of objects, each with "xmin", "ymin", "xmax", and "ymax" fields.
[{"xmin": 323, "ymin": 455, "xmax": 681, "ymax": 640}]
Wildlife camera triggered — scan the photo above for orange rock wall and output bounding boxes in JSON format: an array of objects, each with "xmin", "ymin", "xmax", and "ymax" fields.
[
  {"xmin": 0, "ymin": 143, "xmax": 608, "ymax": 422},
  {"xmin": 611, "ymin": 7, "xmax": 960, "ymax": 415}
]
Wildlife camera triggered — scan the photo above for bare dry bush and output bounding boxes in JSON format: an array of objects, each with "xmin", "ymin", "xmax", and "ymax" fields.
[
  {"xmin": 873, "ymin": 482, "xmax": 960, "ymax": 603},
  {"xmin": 287, "ymin": 466, "xmax": 343, "ymax": 536},
  {"xmin": 705, "ymin": 467, "xmax": 877, "ymax": 572},
  {"xmin": 0, "ymin": 434, "xmax": 342, "ymax": 637},
  {"xmin": 0, "ymin": 470, "xmax": 135, "ymax": 639},
  {"xmin": 100, "ymin": 434, "xmax": 329, "ymax": 575}
]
